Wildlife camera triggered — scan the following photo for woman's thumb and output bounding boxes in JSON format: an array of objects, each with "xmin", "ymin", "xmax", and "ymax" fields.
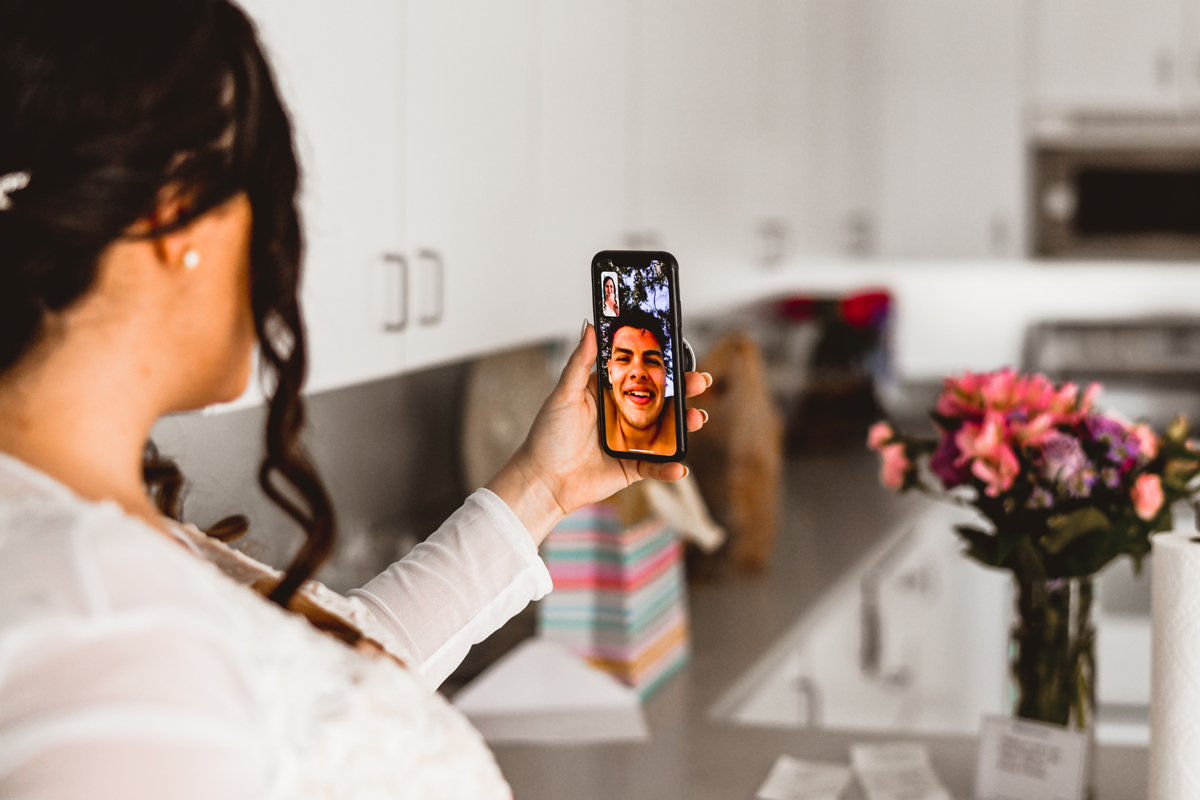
[{"xmin": 557, "ymin": 320, "xmax": 597, "ymax": 392}]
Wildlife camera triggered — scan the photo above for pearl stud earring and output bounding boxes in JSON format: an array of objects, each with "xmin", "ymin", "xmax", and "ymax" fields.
[{"xmin": 183, "ymin": 249, "xmax": 200, "ymax": 270}]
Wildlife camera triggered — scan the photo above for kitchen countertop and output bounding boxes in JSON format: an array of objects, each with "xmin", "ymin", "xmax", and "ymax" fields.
[
  {"xmin": 492, "ymin": 674, "xmax": 1147, "ymax": 800},
  {"xmin": 486, "ymin": 452, "xmax": 1151, "ymax": 799}
]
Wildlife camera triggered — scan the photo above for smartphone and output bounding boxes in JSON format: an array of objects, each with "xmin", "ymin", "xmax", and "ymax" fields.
[{"xmin": 591, "ymin": 250, "xmax": 687, "ymax": 462}]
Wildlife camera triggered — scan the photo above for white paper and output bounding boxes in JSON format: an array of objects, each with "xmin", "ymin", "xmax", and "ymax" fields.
[
  {"xmin": 755, "ymin": 756, "xmax": 852, "ymax": 800},
  {"xmin": 850, "ymin": 743, "xmax": 953, "ymax": 800},
  {"xmin": 452, "ymin": 637, "xmax": 649, "ymax": 744},
  {"xmin": 1150, "ymin": 531, "xmax": 1200, "ymax": 800},
  {"xmin": 974, "ymin": 715, "xmax": 1088, "ymax": 800}
]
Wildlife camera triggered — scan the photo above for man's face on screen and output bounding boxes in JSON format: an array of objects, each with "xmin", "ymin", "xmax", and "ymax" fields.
[{"xmin": 607, "ymin": 326, "xmax": 666, "ymax": 430}]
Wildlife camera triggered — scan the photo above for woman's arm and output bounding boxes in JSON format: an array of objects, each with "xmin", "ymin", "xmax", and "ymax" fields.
[
  {"xmin": 352, "ymin": 322, "xmax": 709, "ymax": 688},
  {"xmin": 348, "ymin": 487, "xmax": 551, "ymax": 689}
]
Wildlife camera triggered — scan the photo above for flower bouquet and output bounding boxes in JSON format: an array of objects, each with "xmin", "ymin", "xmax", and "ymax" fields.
[{"xmin": 868, "ymin": 368, "xmax": 1200, "ymax": 734}]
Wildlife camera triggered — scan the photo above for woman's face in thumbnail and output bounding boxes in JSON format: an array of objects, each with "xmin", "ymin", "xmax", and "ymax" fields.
[
  {"xmin": 608, "ymin": 325, "xmax": 666, "ymax": 429},
  {"xmin": 604, "ymin": 277, "xmax": 616, "ymax": 304}
]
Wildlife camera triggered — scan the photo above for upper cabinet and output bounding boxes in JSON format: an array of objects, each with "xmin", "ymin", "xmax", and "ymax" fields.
[
  {"xmin": 238, "ymin": 0, "xmax": 407, "ymax": 397},
  {"xmin": 1030, "ymin": 0, "xmax": 1190, "ymax": 113},
  {"xmin": 632, "ymin": 0, "xmax": 760, "ymax": 283},
  {"xmin": 403, "ymin": 0, "xmax": 543, "ymax": 372},
  {"xmin": 871, "ymin": 0, "xmax": 1025, "ymax": 258},
  {"xmin": 236, "ymin": 0, "xmax": 1051, "ymax": 403},
  {"xmin": 531, "ymin": 0, "xmax": 633, "ymax": 326}
]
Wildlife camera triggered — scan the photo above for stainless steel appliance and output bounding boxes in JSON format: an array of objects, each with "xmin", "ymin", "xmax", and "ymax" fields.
[{"xmin": 1034, "ymin": 115, "xmax": 1200, "ymax": 259}]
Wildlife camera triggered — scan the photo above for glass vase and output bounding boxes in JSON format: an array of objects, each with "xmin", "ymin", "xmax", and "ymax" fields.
[
  {"xmin": 1009, "ymin": 574, "xmax": 1096, "ymax": 797},
  {"xmin": 1009, "ymin": 574, "xmax": 1096, "ymax": 729}
]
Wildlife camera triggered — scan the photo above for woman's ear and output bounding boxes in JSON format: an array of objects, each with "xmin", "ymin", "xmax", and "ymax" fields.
[
  {"xmin": 151, "ymin": 229, "xmax": 197, "ymax": 273},
  {"xmin": 124, "ymin": 182, "xmax": 197, "ymax": 271}
]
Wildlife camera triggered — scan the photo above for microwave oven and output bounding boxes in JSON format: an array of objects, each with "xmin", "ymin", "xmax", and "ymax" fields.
[{"xmin": 1034, "ymin": 116, "xmax": 1200, "ymax": 259}]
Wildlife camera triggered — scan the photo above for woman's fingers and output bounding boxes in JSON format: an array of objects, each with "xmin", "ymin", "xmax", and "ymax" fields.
[
  {"xmin": 555, "ymin": 321, "xmax": 598, "ymax": 396},
  {"xmin": 683, "ymin": 371, "xmax": 711, "ymax": 398},
  {"xmin": 637, "ymin": 460, "xmax": 689, "ymax": 483},
  {"xmin": 686, "ymin": 406, "xmax": 707, "ymax": 432}
]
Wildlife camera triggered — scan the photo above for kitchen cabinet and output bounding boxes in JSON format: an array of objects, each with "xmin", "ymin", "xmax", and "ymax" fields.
[
  {"xmin": 239, "ymin": 0, "xmax": 407, "ymax": 397},
  {"xmin": 870, "ymin": 0, "xmax": 1025, "ymax": 258},
  {"xmin": 403, "ymin": 0, "xmax": 542, "ymax": 373},
  {"xmin": 1030, "ymin": 0, "xmax": 1189, "ymax": 113},
  {"xmin": 631, "ymin": 0, "xmax": 761, "ymax": 283},
  {"xmin": 531, "ymin": 0, "xmax": 632, "ymax": 326},
  {"xmin": 231, "ymin": 1, "xmax": 883, "ymax": 406}
]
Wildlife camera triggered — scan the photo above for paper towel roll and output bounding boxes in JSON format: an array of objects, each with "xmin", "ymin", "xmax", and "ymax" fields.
[{"xmin": 1150, "ymin": 530, "xmax": 1200, "ymax": 799}]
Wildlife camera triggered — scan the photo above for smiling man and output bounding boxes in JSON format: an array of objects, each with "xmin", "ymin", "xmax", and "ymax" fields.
[{"xmin": 604, "ymin": 310, "xmax": 677, "ymax": 456}]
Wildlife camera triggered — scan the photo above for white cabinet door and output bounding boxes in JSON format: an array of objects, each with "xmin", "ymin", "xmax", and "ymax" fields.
[
  {"xmin": 532, "ymin": 1, "xmax": 632, "ymax": 332},
  {"xmin": 632, "ymin": 0, "xmax": 760, "ymax": 285},
  {"xmin": 1031, "ymin": 0, "xmax": 1185, "ymax": 112},
  {"xmin": 873, "ymin": 0, "xmax": 1025, "ymax": 258},
  {"xmin": 404, "ymin": 0, "xmax": 540, "ymax": 372},
  {"xmin": 1181, "ymin": 1, "xmax": 1200, "ymax": 107},
  {"xmin": 240, "ymin": 0, "xmax": 407, "ymax": 396}
]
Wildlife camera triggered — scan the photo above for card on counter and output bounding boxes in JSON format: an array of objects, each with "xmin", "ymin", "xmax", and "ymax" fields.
[
  {"xmin": 850, "ymin": 742, "xmax": 954, "ymax": 800},
  {"xmin": 974, "ymin": 714, "xmax": 1088, "ymax": 800},
  {"xmin": 755, "ymin": 755, "xmax": 852, "ymax": 800}
]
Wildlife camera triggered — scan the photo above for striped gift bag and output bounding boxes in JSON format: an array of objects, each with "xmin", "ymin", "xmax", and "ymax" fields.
[{"xmin": 538, "ymin": 503, "xmax": 690, "ymax": 699}]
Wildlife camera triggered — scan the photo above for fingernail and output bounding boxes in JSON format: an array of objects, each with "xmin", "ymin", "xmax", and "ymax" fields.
[
  {"xmin": 701, "ymin": 372, "xmax": 713, "ymax": 387},
  {"xmin": 581, "ymin": 319, "xmax": 589, "ymax": 341},
  {"xmin": 700, "ymin": 409, "xmax": 709, "ymax": 423},
  {"xmin": 682, "ymin": 465, "xmax": 690, "ymax": 478}
]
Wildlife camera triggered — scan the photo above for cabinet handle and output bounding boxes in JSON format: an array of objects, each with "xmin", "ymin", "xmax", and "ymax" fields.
[
  {"xmin": 417, "ymin": 248, "xmax": 444, "ymax": 325},
  {"xmin": 383, "ymin": 252, "xmax": 408, "ymax": 332}
]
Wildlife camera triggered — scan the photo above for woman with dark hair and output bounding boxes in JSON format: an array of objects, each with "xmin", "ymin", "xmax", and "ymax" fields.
[
  {"xmin": 602, "ymin": 273, "xmax": 620, "ymax": 316},
  {"xmin": 0, "ymin": 0, "xmax": 709, "ymax": 796}
]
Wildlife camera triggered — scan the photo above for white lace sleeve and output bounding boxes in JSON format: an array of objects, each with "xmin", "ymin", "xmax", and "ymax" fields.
[{"xmin": 348, "ymin": 488, "xmax": 553, "ymax": 689}]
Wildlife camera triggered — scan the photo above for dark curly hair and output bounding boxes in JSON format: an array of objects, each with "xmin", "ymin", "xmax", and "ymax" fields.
[
  {"xmin": 601, "ymin": 307, "xmax": 671, "ymax": 388},
  {"xmin": 0, "ymin": 0, "xmax": 333, "ymax": 608}
]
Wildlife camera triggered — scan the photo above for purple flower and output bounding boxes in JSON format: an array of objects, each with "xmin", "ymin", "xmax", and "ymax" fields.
[
  {"xmin": 1063, "ymin": 467, "xmax": 1098, "ymax": 498},
  {"xmin": 1027, "ymin": 487, "xmax": 1055, "ymax": 509},
  {"xmin": 930, "ymin": 434, "xmax": 971, "ymax": 488},
  {"xmin": 1040, "ymin": 432, "xmax": 1088, "ymax": 480},
  {"xmin": 1086, "ymin": 415, "xmax": 1141, "ymax": 468},
  {"xmin": 1039, "ymin": 432, "xmax": 1097, "ymax": 498},
  {"xmin": 1101, "ymin": 466, "xmax": 1121, "ymax": 489},
  {"xmin": 1086, "ymin": 415, "xmax": 1125, "ymax": 444}
]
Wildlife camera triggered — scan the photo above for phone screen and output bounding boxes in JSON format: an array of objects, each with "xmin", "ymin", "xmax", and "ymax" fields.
[{"xmin": 592, "ymin": 251, "xmax": 686, "ymax": 462}]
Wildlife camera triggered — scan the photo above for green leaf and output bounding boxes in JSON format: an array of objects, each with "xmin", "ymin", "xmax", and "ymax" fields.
[
  {"xmin": 1167, "ymin": 415, "xmax": 1191, "ymax": 443},
  {"xmin": 955, "ymin": 525, "xmax": 1002, "ymax": 567},
  {"xmin": 1014, "ymin": 535, "xmax": 1047, "ymax": 581},
  {"xmin": 1149, "ymin": 505, "xmax": 1174, "ymax": 534},
  {"xmin": 1042, "ymin": 507, "xmax": 1110, "ymax": 555}
]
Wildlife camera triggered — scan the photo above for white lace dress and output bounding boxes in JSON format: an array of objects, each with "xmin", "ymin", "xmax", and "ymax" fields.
[{"xmin": 0, "ymin": 453, "xmax": 553, "ymax": 799}]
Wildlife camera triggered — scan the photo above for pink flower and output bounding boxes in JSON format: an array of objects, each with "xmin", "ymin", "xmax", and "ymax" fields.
[
  {"xmin": 980, "ymin": 368, "xmax": 1020, "ymax": 411},
  {"xmin": 955, "ymin": 412, "xmax": 1009, "ymax": 464},
  {"xmin": 1011, "ymin": 411, "xmax": 1057, "ymax": 447},
  {"xmin": 1130, "ymin": 423, "xmax": 1159, "ymax": 461},
  {"xmin": 867, "ymin": 421, "xmax": 894, "ymax": 450},
  {"xmin": 971, "ymin": 446, "xmax": 1020, "ymax": 497},
  {"xmin": 1132, "ymin": 474, "xmax": 1164, "ymax": 521},
  {"xmin": 935, "ymin": 371, "xmax": 986, "ymax": 418},
  {"xmin": 955, "ymin": 412, "xmax": 1021, "ymax": 496},
  {"xmin": 1020, "ymin": 373, "xmax": 1057, "ymax": 414},
  {"xmin": 879, "ymin": 443, "xmax": 910, "ymax": 490}
]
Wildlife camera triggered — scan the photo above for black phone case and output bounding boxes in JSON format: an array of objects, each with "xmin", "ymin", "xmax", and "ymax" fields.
[{"xmin": 591, "ymin": 250, "xmax": 687, "ymax": 463}]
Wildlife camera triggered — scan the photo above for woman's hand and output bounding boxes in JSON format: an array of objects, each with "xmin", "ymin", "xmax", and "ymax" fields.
[{"xmin": 486, "ymin": 322, "xmax": 710, "ymax": 545}]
